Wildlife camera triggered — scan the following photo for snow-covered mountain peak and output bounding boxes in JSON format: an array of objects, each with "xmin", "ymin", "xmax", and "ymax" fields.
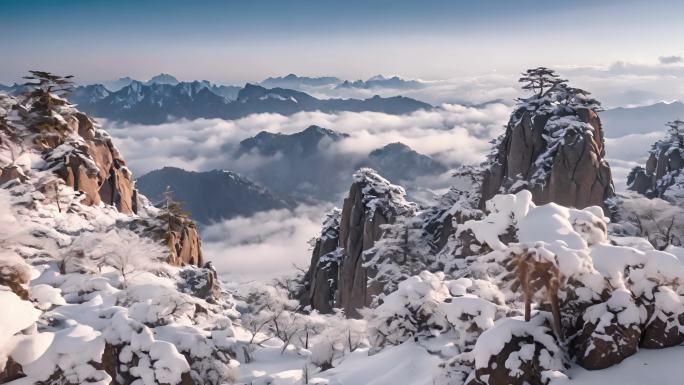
[{"xmin": 145, "ymin": 73, "xmax": 180, "ymax": 86}]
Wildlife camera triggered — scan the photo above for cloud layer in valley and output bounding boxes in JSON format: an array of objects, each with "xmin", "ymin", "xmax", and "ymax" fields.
[
  {"xmin": 106, "ymin": 102, "xmax": 511, "ymax": 177},
  {"xmin": 202, "ymin": 204, "xmax": 329, "ymax": 281}
]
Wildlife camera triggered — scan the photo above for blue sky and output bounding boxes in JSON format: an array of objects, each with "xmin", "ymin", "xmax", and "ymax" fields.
[{"xmin": 1, "ymin": 0, "xmax": 684, "ymax": 83}]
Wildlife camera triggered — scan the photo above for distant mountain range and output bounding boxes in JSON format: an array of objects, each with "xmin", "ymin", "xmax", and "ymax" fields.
[
  {"xmin": 145, "ymin": 73, "xmax": 179, "ymax": 86},
  {"xmin": 1, "ymin": 73, "xmax": 433, "ymax": 124},
  {"xmin": 233, "ymin": 125, "xmax": 353, "ymax": 201},
  {"xmin": 602, "ymin": 101, "xmax": 684, "ymax": 137},
  {"xmin": 336, "ymin": 74, "xmax": 425, "ymax": 90},
  {"xmin": 259, "ymin": 73, "xmax": 425, "ymax": 91},
  {"xmin": 237, "ymin": 124, "xmax": 350, "ymax": 158},
  {"xmin": 137, "ymin": 129, "xmax": 448, "ymax": 222},
  {"xmin": 233, "ymin": 125, "xmax": 447, "ymax": 202},
  {"xmin": 43, "ymin": 82, "xmax": 431, "ymax": 124},
  {"xmin": 358, "ymin": 142, "xmax": 447, "ymax": 182},
  {"xmin": 136, "ymin": 167, "xmax": 292, "ymax": 224},
  {"xmin": 260, "ymin": 74, "xmax": 341, "ymax": 89}
]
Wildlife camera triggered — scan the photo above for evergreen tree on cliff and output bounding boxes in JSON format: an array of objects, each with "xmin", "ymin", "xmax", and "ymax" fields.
[
  {"xmin": 17, "ymin": 71, "xmax": 76, "ymax": 143},
  {"xmin": 480, "ymin": 67, "xmax": 614, "ymax": 211},
  {"xmin": 518, "ymin": 67, "xmax": 566, "ymax": 97},
  {"xmin": 666, "ymin": 119, "xmax": 684, "ymax": 146}
]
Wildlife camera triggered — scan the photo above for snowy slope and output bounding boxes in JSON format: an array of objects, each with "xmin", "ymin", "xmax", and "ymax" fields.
[{"xmin": 0, "ymin": 91, "xmax": 243, "ymax": 384}]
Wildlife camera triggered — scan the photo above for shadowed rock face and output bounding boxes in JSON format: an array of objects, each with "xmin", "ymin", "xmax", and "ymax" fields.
[
  {"xmin": 302, "ymin": 209, "xmax": 342, "ymax": 314},
  {"xmin": 628, "ymin": 126, "xmax": 684, "ymax": 202},
  {"xmin": 303, "ymin": 169, "xmax": 416, "ymax": 317},
  {"xmin": 481, "ymin": 106, "xmax": 614, "ymax": 211}
]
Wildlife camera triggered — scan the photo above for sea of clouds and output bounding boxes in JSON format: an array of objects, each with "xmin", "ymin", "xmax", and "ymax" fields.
[
  {"xmin": 105, "ymin": 102, "xmax": 511, "ymax": 176},
  {"xmin": 103, "ymin": 60, "xmax": 681, "ymax": 280}
]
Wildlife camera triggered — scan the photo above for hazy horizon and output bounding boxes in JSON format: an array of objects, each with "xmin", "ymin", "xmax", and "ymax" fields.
[{"xmin": 2, "ymin": 0, "xmax": 684, "ymax": 85}]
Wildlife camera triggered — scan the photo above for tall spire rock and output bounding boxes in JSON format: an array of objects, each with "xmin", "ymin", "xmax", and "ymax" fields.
[
  {"xmin": 480, "ymin": 67, "xmax": 614, "ymax": 210},
  {"xmin": 302, "ymin": 168, "xmax": 417, "ymax": 317}
]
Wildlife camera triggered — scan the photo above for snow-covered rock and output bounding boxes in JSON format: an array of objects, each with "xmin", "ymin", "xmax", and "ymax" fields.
[
  {"xmin": 480, "ymin": 69, "xmax": 614, "ymax": 211},
  {"xmin": 628, "ymin": 119, "xmax": 684, "ymax": 203},
  {"xmin": 303, "ymin": 168, "xmax": 417, "ymax": 317},
  {"xmin": 0, "ymin": 88, "xmax": 237, "ymax": 384}
]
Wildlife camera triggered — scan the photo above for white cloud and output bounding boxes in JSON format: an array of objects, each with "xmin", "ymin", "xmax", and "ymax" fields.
[
  {"xmin": 253, "ymin": 58, "xmax": 684, "ymax": 109},
  {"xmin": 558, "ymin": 60, "xmax": 684, "ymax": 107},
  {"xmin": 659, "ymin": 55, "xmax": 683, "ymax": 65},
  {"xmin": 301, "ymin": 75, "xmax": 520, "ymax": 106},
  {"xmin": 202, "ymin": 204, "xmax": 330, "ymax": 281},
  {"xmin": 105, "ymin": 102, "xmax": 511, "ymax": 177}
]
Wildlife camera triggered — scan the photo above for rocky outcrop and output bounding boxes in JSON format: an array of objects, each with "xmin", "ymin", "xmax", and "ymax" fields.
[
  {"xmin": 178, "ymin": 262, "xmax": 221, "ymax": 300},
  {"xmin": 4, "ymin": 90, "xmax": 139, "ymax": 215},
  {"xmin": 480, "ymin": 81, "xmax": 614, "ymax": 211},
  {"xmin": 0, "ymin": 165, "xmax": 27, "ymax": 186},
  {"xmin": 0, "ymin": 256, "xmax": 32, "ymax": 300},
  {"xmin": 43, "ymin": 112, "xmax": 138, "ymax": 214},
  {"xmin": 628, "ymin": 121, "xmax": 684, "ymax": 203},
  {"xmin": 1, "ymin": 89, "xmax": 203, "ymax": 267},
  {"xmin": 165, "ymin": 215, "xmax": 203, "ymax": 266},
  {"xmin": 303, "ymin": 169, "xmax": 416, "ymax": 317}
]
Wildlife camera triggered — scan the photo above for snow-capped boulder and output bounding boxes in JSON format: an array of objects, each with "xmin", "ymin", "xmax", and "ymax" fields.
[
  {"xmin": 571, "ymin": 289, "xmax": 641, "ymax": 370},
  {"xmin": 467, "ymin": 316, "xmax": 566, "ymax": 385},
  {"xmin": 0, "ymin": 164, "xmax": 27, "ymax": 186},
  {"xmin": 0, "ymin": 253, "xmax": 32, "ymax": 300},
  {"xmin": 480, "ymin": 68, "xmax": 614, "ymax": 211},
  {"xmin": 178, "ymin": 262, "xmax": 220, "ymax": 300}
]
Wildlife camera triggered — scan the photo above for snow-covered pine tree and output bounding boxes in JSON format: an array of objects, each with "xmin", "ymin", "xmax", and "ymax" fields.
[
  {"xmin": 517, "ymin": 67, "xmax": 566, "ymax": 97},
  {"xmin": 364, "ymin": 216, "xmax": 433, "ymax": 299},
  {"xmin": 480, "ymin": 67, "xmax": 613, "ymax": 210}
]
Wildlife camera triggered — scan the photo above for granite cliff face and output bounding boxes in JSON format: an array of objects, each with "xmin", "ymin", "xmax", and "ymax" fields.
[
  {"xmin": 480, "ymin": 87, "xmax": 614, "ymax": 211},
  {"xmin": 303, "ymin": 169, "xmax": 417, "ymax": 317},
  {"xmin": 628, "ymin": 120, "xmax": 684, "ymax": 203}
]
